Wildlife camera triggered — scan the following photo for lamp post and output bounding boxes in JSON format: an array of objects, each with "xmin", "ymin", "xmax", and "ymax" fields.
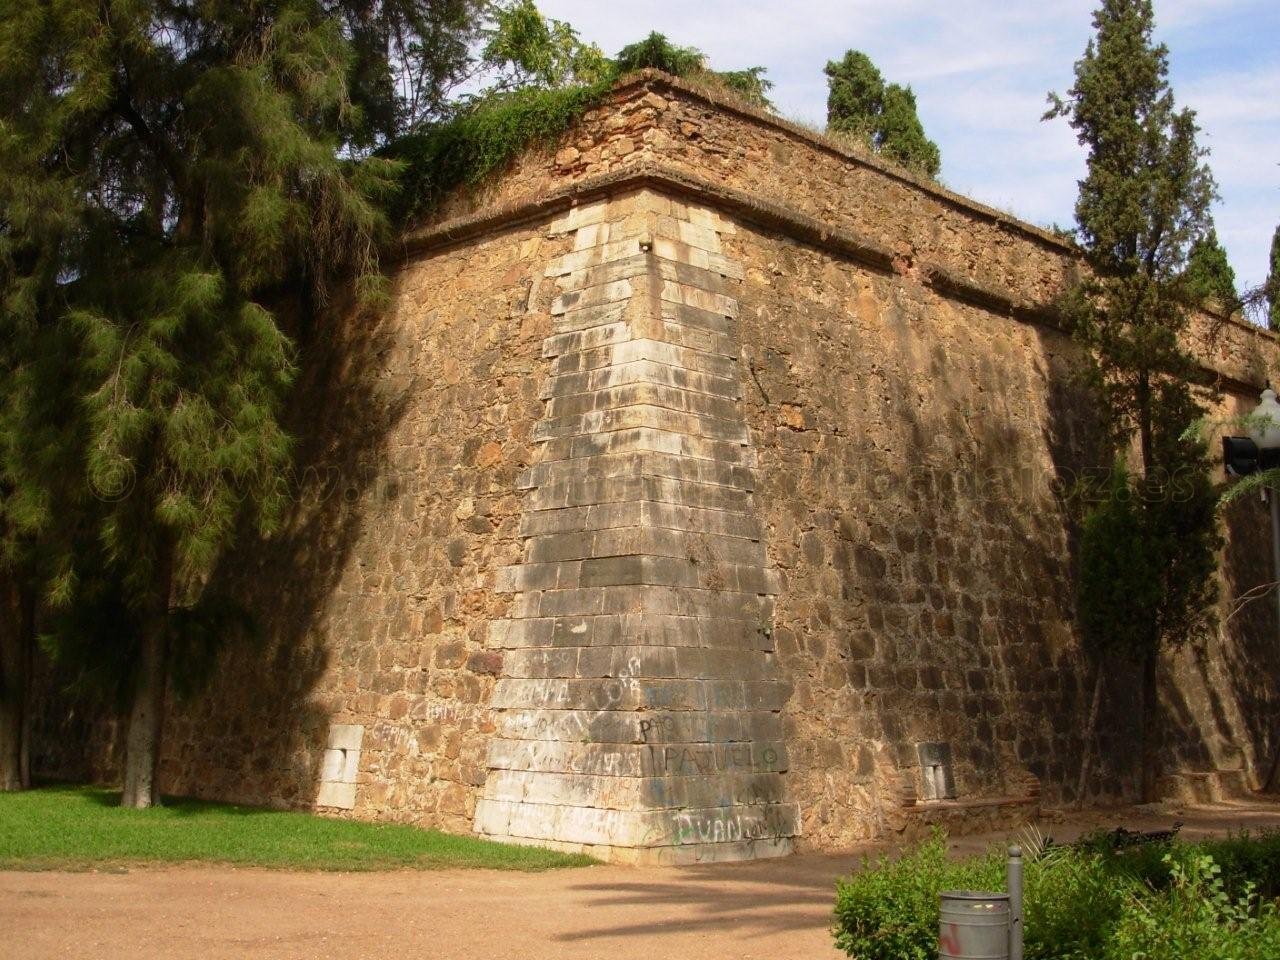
[{"xmin": 1223, "ymin": 387, "xmax": 1280, "ymax": 791}]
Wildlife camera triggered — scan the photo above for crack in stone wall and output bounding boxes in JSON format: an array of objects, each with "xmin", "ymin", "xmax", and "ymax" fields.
[{"xmin": 472, "ymin": 189, "xmax": 798, "ymax": 864}]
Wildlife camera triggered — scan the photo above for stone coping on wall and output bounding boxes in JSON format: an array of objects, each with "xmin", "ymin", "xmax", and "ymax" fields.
[{"xmin": 608, "ymin": 70, "xmax": 1076, "ymax": 255}]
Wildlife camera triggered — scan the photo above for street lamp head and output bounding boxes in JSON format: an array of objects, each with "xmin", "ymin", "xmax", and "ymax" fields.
[{"xmin": 1248, "ymin": 388, "xmax": 1280, "ymax": 452}]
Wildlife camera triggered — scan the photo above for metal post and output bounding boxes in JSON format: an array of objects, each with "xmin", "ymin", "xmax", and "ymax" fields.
[{"xmin": 1007, "ymin": 845, "xmax": 1024, "ymax": 960}]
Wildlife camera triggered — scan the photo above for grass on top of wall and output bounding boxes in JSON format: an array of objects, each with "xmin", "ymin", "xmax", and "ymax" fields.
[{"xmin": 0, "ymin": 784, "xmax": 596, "ymax": 872}]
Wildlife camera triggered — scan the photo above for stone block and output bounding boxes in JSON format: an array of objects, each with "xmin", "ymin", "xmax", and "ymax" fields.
[
  {"xmin": 549, "ymin": 302, "xmax": 628, "ymax": 335},
  {"xmin": 327, "ymin": 724, "xmax": 365, "ymax": 751},
  {"xmin": 541, "ymin": 321, "xmax": 632, "ymax": 359},
  {"xmin": 660, "ymin": 280, "xmax": 739, "ymax": 318},
  {"xmin": 544, "ymin": 238, "xmax": 643, "ymax": 277},
  {"xmin": 316, "ymin": 781, "xmax": 357, "ymax": 810},
  {"xmin": 550, "ymin": 278, "xmax": 633, "ymax": 316}
]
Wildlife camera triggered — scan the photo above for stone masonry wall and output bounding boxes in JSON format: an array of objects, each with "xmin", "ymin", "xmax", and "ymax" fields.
[
  {"xmin": 132, "ymin": 220, "xmax": 566, "ymax": 832},
  {"xmin": 729, "ymin": 224, "xmax": 1107, "ymax": 848},
  {"xmin": 474, "ymin": 190, "xmax": 796, "ymax": 864},
  {"xmin": 417, "ymin": 72, "xmax": 1271, "ymax": 393},
  {"xmin": 35, "ymin": 73, "xmax": 1280, "ymax": 856}
]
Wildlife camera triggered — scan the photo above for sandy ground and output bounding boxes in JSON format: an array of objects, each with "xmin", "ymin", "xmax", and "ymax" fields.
[{"xmin": 5, "ymin": 799, "xmax": 1280, "ymax": 960}]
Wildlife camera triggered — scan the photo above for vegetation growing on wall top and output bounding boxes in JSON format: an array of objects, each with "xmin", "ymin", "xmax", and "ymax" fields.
[
  {"xmin": 824, "ymin": 50, "xmax": 942, "ymax": 178},
  {"xmin": 385, "ymin": 17, "xmax": 775, "ymax": 224}
]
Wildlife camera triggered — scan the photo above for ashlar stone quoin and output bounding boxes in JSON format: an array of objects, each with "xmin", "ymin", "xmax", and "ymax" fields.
[{"xmin": 473, "ymin": 191, "xmax": 798, "ymax": 864}]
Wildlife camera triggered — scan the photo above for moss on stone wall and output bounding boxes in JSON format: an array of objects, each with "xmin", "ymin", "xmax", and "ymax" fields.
[
  {"xmin": 385, "ymin": 35, "xmax": 774, "ymax": 225},
  {"xmin": 385, "ymin": 80, "xmax": 615, "ymax": 224}
]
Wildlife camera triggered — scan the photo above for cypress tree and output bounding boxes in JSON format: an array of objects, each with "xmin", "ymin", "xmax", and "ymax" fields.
[
  {"xmin": 1182, "ymin": 228, "xmax": 1238, "ymax": 313},
  {"xmin": 878, "ymin": 84, "xmax": 941, "ymax": 178},
  {"xmin": 825, "ymin": 50, "xmax": 941, "ymax": 178},
  {"xmin": 825, "ymin": 50, "xmax": 885, "ymax": 140},
  {"xmin": 1046, "ymin": 0, "xmax": 1221, "ymax": 801},
  {"xmin": 1268, "ymin": 225, "xmax": 1280, "ymax": 331},
  {"xmin": 0, "ymin": 1, "xmax": 478, "ymax": 807}
]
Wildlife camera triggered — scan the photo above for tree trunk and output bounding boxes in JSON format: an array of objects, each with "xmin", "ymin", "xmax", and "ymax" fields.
[
  {"xmin": 1136, "ymin": 371, "xmax": 1155, "ymax": 479},
  {"xmin": 0, "ymin": 577, "xmax": 34, "ymax": 792},
  {"xmin": 120, "ymin": 559, "xmax": 172, "ymax": 810},
  {"xmin": 1139, "ymin": 649, "xmax": 1161, "ymax": 802},
  {"xmin": 1075, "ymin": 662, "xmax": 1106, "ymax": 810}
]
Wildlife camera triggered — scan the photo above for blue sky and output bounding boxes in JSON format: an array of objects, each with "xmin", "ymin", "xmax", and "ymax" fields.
[{"xmin": 538, "ymin": 0, "xmax": 1280, "ymax": 290}]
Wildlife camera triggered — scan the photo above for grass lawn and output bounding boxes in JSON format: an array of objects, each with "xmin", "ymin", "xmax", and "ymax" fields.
[{"xmin": 0, "ymin": 784, "xmax": 596, "ymax": 872}]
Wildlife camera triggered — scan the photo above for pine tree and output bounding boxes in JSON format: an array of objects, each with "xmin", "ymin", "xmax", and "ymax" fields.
[
  {"xmin": 825, "ymin": 50, "xmax": 941, "ymax": 178},
  {"xmin": 1182, "ymin": 229, "xmax": 1238, "ymax": 313},
  {"xmin": 1046, "ymin": 0, "xmax": 1221, "ymax": 801},
  {"xmin": 0, "ymin": 0, "xmax": 478, "ymax": 807}
]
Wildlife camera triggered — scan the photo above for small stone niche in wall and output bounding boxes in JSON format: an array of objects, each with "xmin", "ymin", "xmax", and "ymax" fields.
[
  {"xmin": 917, "ymin": 741, "xmax": 958, "ymax": 801},
  {"xmin": 316, "ymin": 724, "xmax": 363, "ymax": 810}
]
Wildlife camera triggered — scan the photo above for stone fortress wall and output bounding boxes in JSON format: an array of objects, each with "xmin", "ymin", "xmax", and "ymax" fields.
[{"xmin": 36, "ymin": 72, "xmax": 1280, "ymax": 860}]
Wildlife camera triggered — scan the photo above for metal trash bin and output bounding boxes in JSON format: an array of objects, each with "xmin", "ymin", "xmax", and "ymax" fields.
[{"xmin": 939, "ymin": 890, "xmax": 1011, "ymax": 960}]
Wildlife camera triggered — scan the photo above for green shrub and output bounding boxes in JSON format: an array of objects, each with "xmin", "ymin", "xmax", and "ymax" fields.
[
  {"xmin": 1200, "ymin": 831, "xmax": 1280, "ymax": 899},
  {"xmin": 1105, "ymin": 851, "xmax": 1280, "ymax": 960},
  {"xmin": 833, "ymin": 832, "xmax": 1280, "ymax": 960},
  {"xmin": 1021, "ymin": 848, "xmax": 1132, "ymax": 960},
  {"xmin": 832, "ymin": 835, "xmax": 1002, "ymax": 959},
  {"xmin": 382, "ymin": 28, "xmax": 778, "ymax": 224},
  {"xmin": 1075, "ymin": 827, "xmax": 1280, "ymax": 900},
  {"xmin": 383, "ymin": 80, "xmax": 614, "ymax": 222}
]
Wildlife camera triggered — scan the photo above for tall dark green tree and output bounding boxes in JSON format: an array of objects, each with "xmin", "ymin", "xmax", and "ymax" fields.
[
  {"xmin": 1182, "ymin": 228, "xmax": 1238, "ymax": 313},
  {"xmin": 0, "ymin": 0, "xmax": 479, "ymax": 807},
  {"xmin": 1046, "ymin": 0, "xmax": 1221, "ymax": 801},
  {"xmin": 825, "ymin": 50, "xmax": 940, "ymax": 178},
  {"xmin": 1268, "ymin": 225, "xmax": 1280, "ymax": 331}
]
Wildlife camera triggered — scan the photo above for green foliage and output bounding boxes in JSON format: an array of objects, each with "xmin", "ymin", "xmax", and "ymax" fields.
[
  {"xmin": 1046, "ymin": 2, "xmax": 1221, "ymax": 710},
  {"xmin": 833, "ymin": 835, "xmax": 1002, "ymax": 960},
  {"xmin": 1105, "ymin": 851, "xmax": 1280, "ymax": 960},
  {"xmin": 1182, "ymin": 229, "xmax": 1238, "ymax": 312},
  {"xmin": 615, "ymin": 32, "xmax": 707, "ymax": 76},
  {"xmin": 482, "ymin": 0, "xmax": 610, "ymax": 91},
  {"xmin": 385, "ymin": 80, "xmax": 615, "ymax": 221},
  {"xmin": 0, "ymin": 0, "xmax": 484, "ymax": 796},
  {"xmin": 832, "ymin": 832, "xmax": 1280, "ymax": 960},
  {"xmin": 614, "ymin": 32, "xmax": 774, "ymax": 110},
  {"xmin": 0, "ymin": 784, "xmax": 595, "ymax": 871},
  {"xmin": 1268, "ymin": 225, "xmax": 1280, "ymax": 331},
  {"xmin": 333, "ymin": 0, "xmax": 485, "ymax": 144},
  {"xmin": 1076, "ymin": 828, "xmax": 1280, "ymax": 901},
  {"xmin": 1075, "ymin": 463, "xmax": 1164, "ymax": 659},
  {"xmin": 832, "ymin": 833, "xmax": 1132, "ymax": 960},
  {"xmin": 1046, "ymin": 1, "xmax": 1216, "ymax": 278},
  {"xmin": 1196, "ymin": 831, "xmax": 1280, "ymax": 900},
  {"xmin": 713, "ymin": 67, "xmax": 776, "ymax": 110},
  {"xmin": 1073, "ymin": 422, "xmax": 1220, "ymax": 664},
  {"xmin": 825, "ymin": 50, "xmax": 941, "ymax": 178},
  {"xmin": 386, "ymin": 24, "xmax": 776, "ymax": 224}
]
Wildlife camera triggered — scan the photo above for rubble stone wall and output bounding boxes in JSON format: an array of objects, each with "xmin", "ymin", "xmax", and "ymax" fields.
[
  {"xmin": 146, "ymin": 219, "xmax": 562, "ymax": 833},
  {"xmin": 34, "ymin": 73, "xmax": 1280, "ymax": 857}
]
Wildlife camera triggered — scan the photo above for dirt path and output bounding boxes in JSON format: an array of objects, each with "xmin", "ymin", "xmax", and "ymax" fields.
[{"xmin": 5, "ymin": 800, "xmax": 1279, "ymax": 960}]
